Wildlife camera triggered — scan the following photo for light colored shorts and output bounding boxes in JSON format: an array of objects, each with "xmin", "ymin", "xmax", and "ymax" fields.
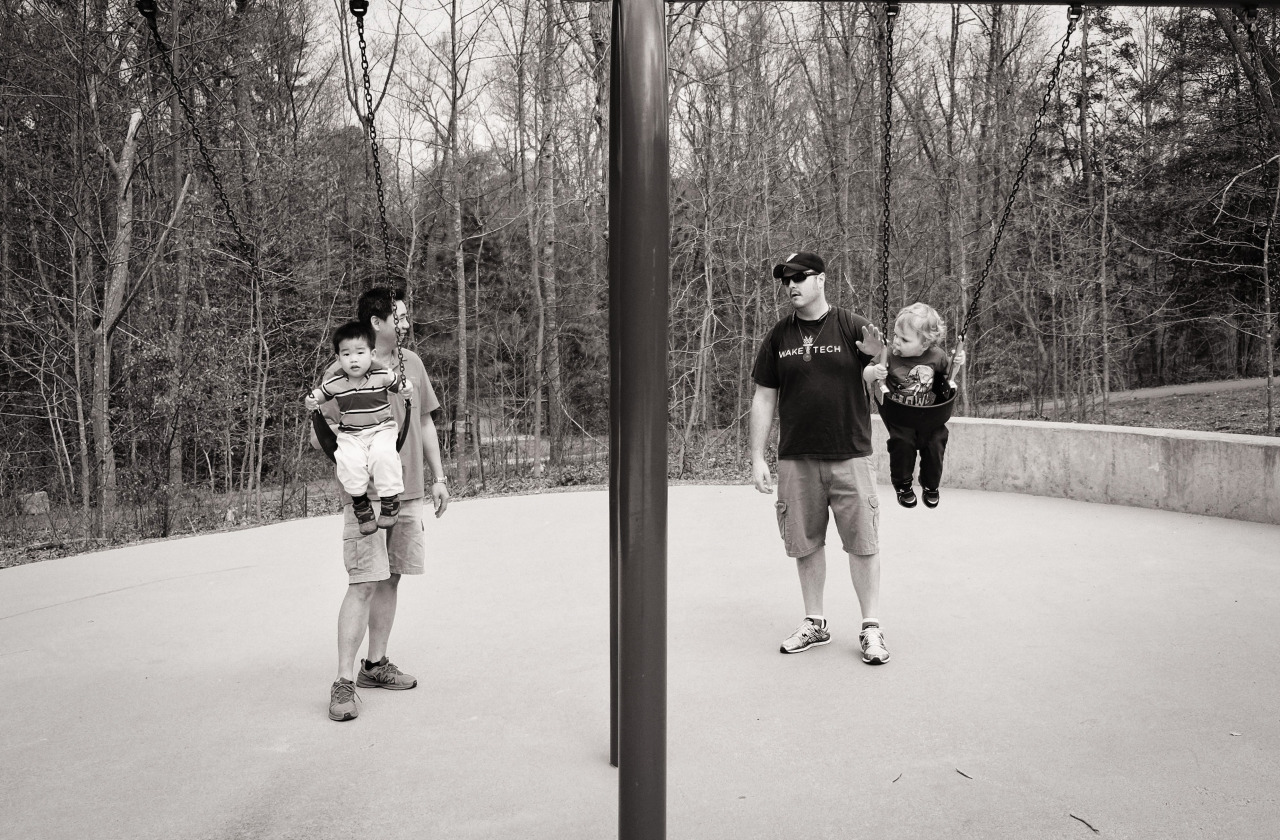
[
  {"xmin": 775, "ymin": 456, "xmax": 880, "ymax": 558},
  {"xmin": 343, "ymin": 496, "xmax": 427, "ymax": 584}
]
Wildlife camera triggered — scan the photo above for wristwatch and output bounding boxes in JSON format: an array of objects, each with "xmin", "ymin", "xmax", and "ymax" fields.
[{"xmin": 433, "ymin": 476, "xmax": 447, "ymax": 485}]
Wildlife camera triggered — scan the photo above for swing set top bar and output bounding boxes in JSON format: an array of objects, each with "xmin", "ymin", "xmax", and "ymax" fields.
[{"xmin": 570, "ymin": 1, "xmax": 1280, "ymax": 7}]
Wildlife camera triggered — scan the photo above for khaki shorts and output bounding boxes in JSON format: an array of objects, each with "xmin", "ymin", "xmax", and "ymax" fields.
[
  {"xmin": 343, "ymin": 496, "xmax": 427, "ymax": 583},
  {"xmin": 775, "ymin": 457, "xmax": 880, "ymax": 558}
]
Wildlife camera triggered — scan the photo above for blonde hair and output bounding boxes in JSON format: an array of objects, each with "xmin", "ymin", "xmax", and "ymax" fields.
[{"xmin": 895, "ymin": 303, "xmax": 946, "ymax": 348}]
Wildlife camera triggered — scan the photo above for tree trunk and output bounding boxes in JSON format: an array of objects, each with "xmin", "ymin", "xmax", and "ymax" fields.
[
  {"xmin": 166, "ymin": 0, "xmax": 190, "ymax": 526},
  {"xmin": 971, "ymin": 4, "xmax": 1004, "ymax": 410},
  {"xmin": 0, "ymin": 103, "xmax": 10, "ymax": 368},
  {"xmin": 1100, "ymin": 147, "xmax": 1111, "ymax": 423},
  {"xmin": 449, "ymin": 0, "xmax": 470, "ymax": 492},
  {"xmin": 536, "ymin": 0, "xmax": 563, "ymax": 472},
  {"xmin": 1265, "ymin": 159, "xmax": 1278, "ymax": 434},
  {"xmin": 91, "ymin": 108, "xmax": 144, "ymax": 536},
  {"xmin": 74, "ymin": 233, "xmax": 93, "ymax": 514}
]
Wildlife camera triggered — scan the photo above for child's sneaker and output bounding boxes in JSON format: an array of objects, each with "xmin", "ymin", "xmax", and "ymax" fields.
[
  {"xmin": 377, "ymin": 495, "xmax": 401, "ymax": 529},
  {"xmin": 894, "ymin": 483, "xmax": 917, "ymax": 508},
  {"xmin": 922, "ymin": 487, "xmax": 940, "ymax": 508},
  {"xmin": 351, "ymin": 495, "xmax": 378, "ymax": 536}
]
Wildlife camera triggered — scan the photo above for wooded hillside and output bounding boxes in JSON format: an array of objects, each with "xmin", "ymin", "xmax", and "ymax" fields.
[{"xmin": 1, "ymin": 1, "xmax": 1277, "ymax": 541}]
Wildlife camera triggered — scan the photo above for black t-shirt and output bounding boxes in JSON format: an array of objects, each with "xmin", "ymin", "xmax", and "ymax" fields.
[
  {"xmin": 885, "ymin": 346, "xmax": 952, "ymax": 406},
  {"xmin": 752, "ymin": 307, "xmax": 876, "ymax": 459}
]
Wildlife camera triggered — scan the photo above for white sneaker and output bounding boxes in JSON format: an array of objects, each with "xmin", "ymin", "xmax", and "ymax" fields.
[
  {"xmin": 780, "ymin": 618, "xmax": 831, "ymax": 654},
  {"xmin": 859, "ymin": 624, "xmax": 890, "ymax": 664}
]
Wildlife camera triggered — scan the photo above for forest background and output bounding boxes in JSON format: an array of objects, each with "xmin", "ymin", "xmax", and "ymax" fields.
[{"xmin": 2, "ymin": 0, "xmax": 1278, "ymax": 556}]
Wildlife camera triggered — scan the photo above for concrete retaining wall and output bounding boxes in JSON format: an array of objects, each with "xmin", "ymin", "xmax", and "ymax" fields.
[{"xmin": 869, "ymin": 416, "xmax": 1280, "ymax": 525}]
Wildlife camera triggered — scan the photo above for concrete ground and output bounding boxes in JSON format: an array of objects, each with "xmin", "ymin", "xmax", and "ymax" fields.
[{"xmin": 2, "ymin": 485, "xmax": 1278, "ymax": 840}]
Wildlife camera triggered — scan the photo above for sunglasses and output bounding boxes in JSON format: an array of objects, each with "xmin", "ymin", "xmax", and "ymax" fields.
[{"xmin": 779, "ymin": 272, "xmax": 814, "ymax": 286}]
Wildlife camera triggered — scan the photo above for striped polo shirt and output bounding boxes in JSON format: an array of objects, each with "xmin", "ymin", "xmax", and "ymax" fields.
[{"xmin": 319, "ymin": 366, "xmax": 399, "ymax": 433}]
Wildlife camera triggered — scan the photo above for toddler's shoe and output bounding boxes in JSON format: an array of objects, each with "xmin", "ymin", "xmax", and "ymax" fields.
[
  {"xmin": 377, "ymin": 495, "xmax": 401, "ymax": 529},
  {"xmin": 922, "ymin": 487, "xmax": 940, "ymax": 508},
  {"xmin": 894, "ymin": 483, "xmax": 917, "ymax": 508},
  {"xmin": 351, "ymin": 495, "xmax": 378, "ymax": 536}
]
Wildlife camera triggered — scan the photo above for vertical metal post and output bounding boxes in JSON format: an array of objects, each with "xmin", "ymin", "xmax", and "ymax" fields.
[
  {"xmin": 611, "ymin": 0, "xmax": 668, "ymax": 837},
  {"xmin": 608, "ymin": 0, "xmax": 622, "ymax": 772}
]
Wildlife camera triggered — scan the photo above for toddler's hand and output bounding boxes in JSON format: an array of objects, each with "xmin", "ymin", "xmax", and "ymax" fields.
[
  {"xmin": 871, "ymin": 363, "xmax": 888, "ymax": 381},
  {"xmin": 305, "ymin": 394, "xmax": 319, "ymax": 412},
  {"xmin": 953, "ymin": 347, "xmax": 967, "ymax": 368},
  {"xmin": 401, "ymin": 378, "xmax": 415, "ymax": 400}
]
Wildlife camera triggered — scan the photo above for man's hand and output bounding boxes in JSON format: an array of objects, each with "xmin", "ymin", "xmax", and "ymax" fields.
[
  {"xmin": 431, "ymin": 480, "xmax": 449, "ymax": 518},
  {"xmin": 401, "ymin": 378, "xmax": 415, "ymax": 400},
  {"xmin": 751, "ymin": 459, "xmax": 774, "ymax": 494},
  {"xmin": 856, "ymin": 323, "xmax": 886, "ymax": 359}
]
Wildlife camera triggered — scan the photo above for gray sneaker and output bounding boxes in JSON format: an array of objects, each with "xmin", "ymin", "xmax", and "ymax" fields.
[
  {"xmin": 329, "ymin": 679, "xmax": 359, "ymax": 721},
  {"xmin": 357, "ymin": 657, "xmax": 418, "ymax": 690},
  {"xmin": 780, "ymin": 618, "xmax": 831, "ymax": 654},
  {"xmin": 859, "ymin": 624, "xmax": 890, "ymax": 665}
]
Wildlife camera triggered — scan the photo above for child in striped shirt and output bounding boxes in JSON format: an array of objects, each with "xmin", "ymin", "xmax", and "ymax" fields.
[{"xmin": 305, "ymin": 321, "xmax": 413, "ymax": 535}]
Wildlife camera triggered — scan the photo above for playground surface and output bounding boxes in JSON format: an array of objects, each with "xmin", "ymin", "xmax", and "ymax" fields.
[{"xmin": 2, "ymin": 484, "xmax": 1278, "ymax": 840}]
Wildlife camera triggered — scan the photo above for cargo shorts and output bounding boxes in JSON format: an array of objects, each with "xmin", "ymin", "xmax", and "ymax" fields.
[
  {"xmin": 774, "ymin": 456, "xmax": 880, "ymax": 558},
  {"xmin": 342, "ymin": 496, "xmax": 427, "ymax": 583}
]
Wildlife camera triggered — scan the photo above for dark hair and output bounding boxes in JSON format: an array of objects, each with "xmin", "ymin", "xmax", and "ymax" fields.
[
  {"xmin": 357, "ymin": 286, "xmax": 405, "ymax": 332},
  {"xmin": 332, "ymin": 320, "xmax": 374, "ymax": 354}
]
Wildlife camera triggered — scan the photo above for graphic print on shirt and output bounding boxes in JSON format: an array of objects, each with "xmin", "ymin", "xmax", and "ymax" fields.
[
  {"xmin": 885, "ymin": 346, "xmax": 950, "ymax": 408},
  {"xmin": 777, "ymin": 315, "xmax": 841, "ymax": 361},
  {"xmin": 894, "ymin": 364, "xmax": 936, "ymax": 405}
]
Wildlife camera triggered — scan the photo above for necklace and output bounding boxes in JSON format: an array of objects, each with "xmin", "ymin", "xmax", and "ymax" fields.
[{"xmin": 796, "ymin": 310, "xmax": 830, "ymax": 362}]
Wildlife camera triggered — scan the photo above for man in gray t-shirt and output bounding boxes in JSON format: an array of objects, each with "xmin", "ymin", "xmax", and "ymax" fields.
[{"xmin": 311, "ymin": 288, "xmax": 450, "ymax": 721}]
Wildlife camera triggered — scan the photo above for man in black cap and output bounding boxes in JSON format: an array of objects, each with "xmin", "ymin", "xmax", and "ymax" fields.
[{"xmin": 748, "ymin": 252, "xmax": 891, "ymax": 664}]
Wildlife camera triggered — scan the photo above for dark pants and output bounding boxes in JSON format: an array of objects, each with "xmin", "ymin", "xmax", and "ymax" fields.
[{"xmin": 885, "ymin": 420, "xmax": 949, "ymax": 490}]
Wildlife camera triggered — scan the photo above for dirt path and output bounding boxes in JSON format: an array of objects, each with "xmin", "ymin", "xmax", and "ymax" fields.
[{"xmin": 987, "ymin": 376, "xmax": 1273, "ymax": 417}]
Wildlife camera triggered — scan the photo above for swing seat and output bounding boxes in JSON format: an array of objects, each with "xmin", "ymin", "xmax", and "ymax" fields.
[
  {"xmin": 311, "ymin": 401, "xmax": 413, "ymax": 465},
  {"xmin": 876, "ymin": 388, "xmax": 957, "ymax": 433}
]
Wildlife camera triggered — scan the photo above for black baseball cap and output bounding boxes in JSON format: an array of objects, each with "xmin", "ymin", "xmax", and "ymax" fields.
[{"xmin": 772, "ymin": 251, "xmax": 825, "ymax": 279}]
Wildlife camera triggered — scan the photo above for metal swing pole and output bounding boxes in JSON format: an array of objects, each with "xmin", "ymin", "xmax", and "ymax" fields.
[
  {"xmin": 608, "ymin": 0, "xmax": 622, "ymax": 773},
  {"xmin": 609, "ymin": 0, "xmax": 669, "ymax": 837}
]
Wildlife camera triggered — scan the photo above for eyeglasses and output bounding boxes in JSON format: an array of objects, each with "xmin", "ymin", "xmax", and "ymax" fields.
[{"xmin": 779, "ymin": 273, "xmax": 813, "ymax": 286}]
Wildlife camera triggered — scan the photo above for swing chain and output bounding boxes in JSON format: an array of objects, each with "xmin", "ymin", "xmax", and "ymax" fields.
[
  {"xmin": 878, "ymin": 4, "xmax": 899, "ymax": 338},
  {"xmin": 350, "ymin": 1, "xmax": 396, "ymax": 282},
  {"xmin": 391, "ymin": 290, "xmax": 408, "ymax": 395},
  {"xmin": 957, "ymin": 5, "xmax": 1081, "ymax": 346},
  {"xmin": 135, "ymin": 0, "xmax": 258, "ymax": 272}
]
